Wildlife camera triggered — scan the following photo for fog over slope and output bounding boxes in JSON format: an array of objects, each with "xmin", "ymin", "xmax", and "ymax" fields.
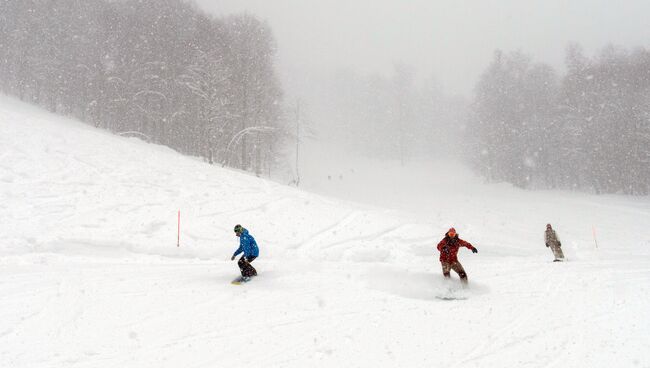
[
  {"xmin": 1, "ymin": 1, "xmax": 650, "ymax": 366},
  {"xmin": 197, "ymin": 0, "xmax": 650, "ymax": 196}
]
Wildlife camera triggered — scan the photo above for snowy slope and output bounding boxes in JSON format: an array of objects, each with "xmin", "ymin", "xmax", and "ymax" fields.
[{"xmin": 1, "ymin": 95, "xmax": 649, "ymax": 368}]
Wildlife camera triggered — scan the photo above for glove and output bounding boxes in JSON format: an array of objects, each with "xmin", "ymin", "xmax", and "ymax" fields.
[
  {"xmin": 442, "ymin": 246, "xmax": 450, "ymax": 254},
  {"xmin": 472, "ymin": 247, "xmax": 478, "ymax": 254},
  {"xmin": 558, "ymin": 242, "xmax": 562, "ymax": 247},
  {"xmin": 231, "ymin": 255, "xmax": 236, "ymax": 261},
  {"xmin": 545, "ymin": 243, "xmax": 549, "ymax": 248}
]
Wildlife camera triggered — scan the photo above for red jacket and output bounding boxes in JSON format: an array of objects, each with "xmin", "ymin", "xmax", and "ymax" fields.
[{"xmin": 437, "ymin": 235, "xmax": 475, "ymax": 263}]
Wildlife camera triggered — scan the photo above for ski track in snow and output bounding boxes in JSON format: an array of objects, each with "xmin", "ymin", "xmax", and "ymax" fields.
[{"xmin": 1, "ymin": 96, "xmax": 650, "ymax": 367}]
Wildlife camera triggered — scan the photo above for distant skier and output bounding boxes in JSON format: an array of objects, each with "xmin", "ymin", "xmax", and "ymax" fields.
[
  {"xmin": 436, "ymin": 227, "xmax": 478, "ymax": 284},
  {"xmin": 231, "ymin": 224, "xmax": 259, "ymax": 281},
  {"xmin": 544, "ymin": 224, "xmax": 565, "ymax": 262}
]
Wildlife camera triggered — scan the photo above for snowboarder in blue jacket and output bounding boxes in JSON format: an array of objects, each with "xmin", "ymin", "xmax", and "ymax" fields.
[{"xmin": 231, "ymin": 224, "xmax": 259, "ymax": 279}]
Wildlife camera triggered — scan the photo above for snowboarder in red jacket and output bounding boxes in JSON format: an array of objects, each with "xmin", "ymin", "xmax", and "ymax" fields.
[{"xmin": 436, "ymin": 227, "xmax": 478, "ymax": 284}]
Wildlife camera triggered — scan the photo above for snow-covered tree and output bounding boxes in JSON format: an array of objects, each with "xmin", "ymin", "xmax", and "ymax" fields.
[
  {"xmin": 469, "ymin": 45, "xmax": 650, "ymax": 194},
  {"xmin": 0, "ymin": 0, "xmax": 286, "ymax": 177}
]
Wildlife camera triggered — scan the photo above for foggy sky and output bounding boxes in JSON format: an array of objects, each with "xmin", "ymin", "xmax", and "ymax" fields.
[{"xmin": 195, "ymin": 0, "xmax": 650, "ymax": 95}]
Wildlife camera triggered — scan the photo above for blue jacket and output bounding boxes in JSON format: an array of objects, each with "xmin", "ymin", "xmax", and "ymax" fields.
[{"xmin": 233, "ymin": 229, "xmax": 259, "ymax": 258}]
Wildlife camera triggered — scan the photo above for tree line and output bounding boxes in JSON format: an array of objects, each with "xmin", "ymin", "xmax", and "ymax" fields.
[
  {"xmin": 467, "ymin": 45, "xmax": 650, "ymax": 195},
  {"xmin": 0, "ymin": 0, "xmax": 284, "ymax": 176}
]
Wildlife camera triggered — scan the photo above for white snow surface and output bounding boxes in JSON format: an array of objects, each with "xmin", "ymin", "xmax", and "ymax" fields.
[{"xmin": 1, "ymin": 96, "xmax": 649, "ymax": 367}]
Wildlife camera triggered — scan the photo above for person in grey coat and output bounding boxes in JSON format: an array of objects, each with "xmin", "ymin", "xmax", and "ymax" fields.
[{"xmin": 545, "ymin": 224, "xmax": 565, "ymax": 262}]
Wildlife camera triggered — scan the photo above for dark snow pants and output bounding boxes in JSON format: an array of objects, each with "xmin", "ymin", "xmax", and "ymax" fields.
[
  {"xmin": 441, "ymin": 261, "xmax": 468, "ymax": 283},
  {"xmin": 238, "ymin": 256, "xmax": 257, "ymax": 277}
]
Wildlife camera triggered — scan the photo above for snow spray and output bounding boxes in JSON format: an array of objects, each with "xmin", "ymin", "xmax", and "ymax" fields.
[{"xmin": 592, "ymin": 226, "xmax": 598, "ymax": 249}]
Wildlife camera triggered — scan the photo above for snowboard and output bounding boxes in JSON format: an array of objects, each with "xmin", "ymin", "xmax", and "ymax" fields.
[
  {"xmin": 436, "ymin": 279, "xmax": 468, "ymax": 300},
  {"xmin": 435, "ymin": 295, "xmax": 467, "ymax": 301},
  {"xmin": 435, "ymin": 291, "xmax": 468, "ymax": 301},
  {"xmin": 231, "ymin": 276, "xmax": 253, "ymax": 285}
]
